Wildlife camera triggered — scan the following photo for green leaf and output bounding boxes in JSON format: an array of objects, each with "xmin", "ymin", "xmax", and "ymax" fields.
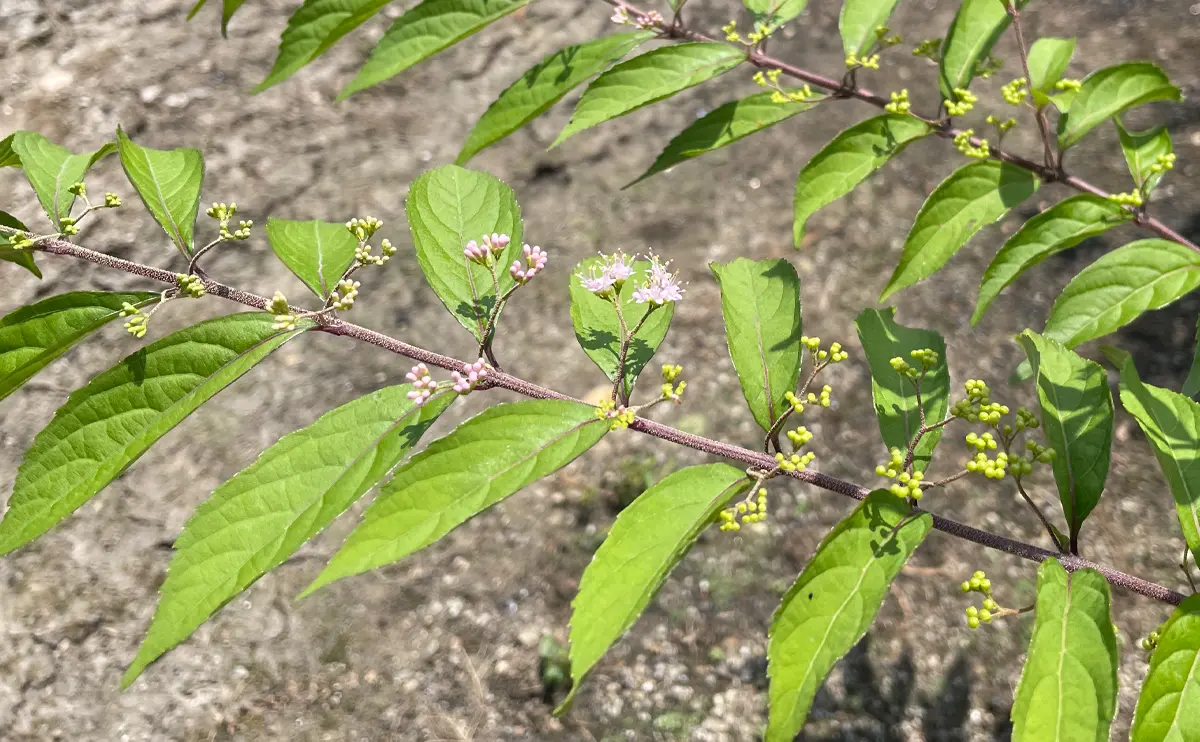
[
  {"xmin": 123, "ymin": 388, "xmax": 455, "ymax": 687},
  {"xmin": 457, "ymin": 32, "xmax": 654, "ymax": 164},
  {"xmin": 0, "ymin": 133, "xmax": 18, "ymax": 168},
  {"xmin": 254, "ymin": 0, "xmax": 392, "ymax": 92},
  {"xmin": 766, "ymin": 491, "xmax": 931, "ymax": 742},
  {"xmin": 340, "ymin": 0, "xmax": 533, "ymax": 99},
  {"xmin": 1027, "ymin": 37, "xmax": 1076, "ymax": 95},
  {"xmin": 742, "ymin": 0, "xmax": 809, "ymax": 26},
  {"xmin": 1183, "ymin": 318, "xmax": 1200, "ymax": 398},
  {"xmin": 552, "ymin": 43, "xmax": 745, "ymax": 147},
  {"xmin": 116, "ymin": 126, "xmax": 204, "ymax": 257},
  {"xmin": 854, "ymin": 308, "xmax": 949, "ymax": 473},
  {"xmin": 0, "ymin": 314, "xmax": 307, "ymax": 556},
  {"xmin": 0, "ymin": 210, "xmax": 41, "ymax": 278},
  {"xmin": 1043, "ymin": 239, "xmax": 1200, "ymax": 348},
  {"xmin": 839, "ymin": 0, "xmax": 901, "ymax": 58},
  {"xmin": 303, "ymin": 399, "xmax": 607, "ymax": 596},
  {"xmin": 562, "ymin": 463, "xmax": 750, "ymax": 710},
  {"xmin": 264, "ymin": 217, "xmax": 358, "ymax": 300},
  {"xmin": 0, "ymin": 291, "xmax": 160, "ymax": 402},
  {"xmin": 1116, "ymin": 358, "xmax": 1200, "ymax": 566},
  {"xmin": 710, "ymin": 258, "xmax": 802, "ymax": 433},
  {"xmin": 1048, "ymin": 88, "xmax": 1079, "ymax": 114},
  {"xmin": 1130, "ymin": 595, "xmax": 1200, "ymax": 742},
  {"xmin": 1018, "ymin": 331, "xmax": 1113, "ymax": 544},
  {"xmin": 569, "ymin": 257, "xmax": 674, "ymax": 398},
  {"xmin": 1114, "ymin": 117, "xmax": 1173, "ymax": 195},
  {"xmin": 972, "ymin": 194, "xmax": 1131, "ymax": 326},
  {"xmin": 1057, "ymin": 63, "xmax": 1182, "ymax": 151},
  {"xmin": 881, "ymin": 161, "xmax": 1038, "ymax": 301},
  {"xmin": 938, "ymin": 0, "xmax": 1027, "ymax": 99},
  {"xmin": 405, "ymin": 164, "xmax": 523, "ymax": 342},
  {"xmin": 629, "ymin": 91, "xmax": 822, "ymax": 187},
  {"xmin": 9, "ymin": 132, "xmax": 116, "ymax": 230},
  {"xmin": 191, "ymin": 0, "xmax": 248, "ymax": 35},
  {"xmin": 1010, "ymin": 559, "xmax": 1118, "ymax": 742},
  {"xmin": 792, "ymin": 114, "xmax": 931, "ymax": 247}
]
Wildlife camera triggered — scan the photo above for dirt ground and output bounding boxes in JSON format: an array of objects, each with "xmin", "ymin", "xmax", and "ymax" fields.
[{"xmin": 2, "ymin": 0, "xmax": 1200, "ymax": 740}]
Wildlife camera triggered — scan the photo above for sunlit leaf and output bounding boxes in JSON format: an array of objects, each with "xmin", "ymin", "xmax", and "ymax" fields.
[
  {"xmin": 303, "ymin": 400, "xmax": 607, "ymax": 595},
  {"xmin": 457, "ymin": 32, "xmax": 654, "ymax": 164},
  {"xmin": 839, "ymin": 0, "xmax": 901, "ymax": 58},
  {"xmin": 1043, "ymin": 239, "xmax": 1200, "ymax": 348},
  {"xmin": 792, "ymin": 114, "xmax": 930, "ymax": 246},
  {"xmin": 1027, "ymin": 37, "xmax": 1076, "ymax": 96},
  {"xmin": 1130, "ymin": 595, "xmax": 1200, "ymax": 742},
  {"xmin": 973, "ymin": 194, "xmax": 1130, "ymax": 326},
  {"xmin": 255, "ymin": 0, "xmax": 391, "ymax": 92},
  {"xmin": 0, "ymin": 134, "xmax": 18, "ymax": 168},
  {"xmin": 123, "ymin": 388, "xmax": 455, "ymax": 687},
  {"xmin": 766, "ymin": 491, "xmax": 931, "ymax": 742},
  {"xmin": 938, "ymin": 0, "xmax": 1027, "ymax": 99},
  {"xmin": 1010, "ymin": 559, "xmax": 1118, "ymax": 742},
  {"xmin": 710, "ymin": 258, "xmax": 802, "ymax": 433},
  {"xmin": 561, "ymin": 464, "xmax": 750, "ymax": 710},
  {"xmin": 116, "ymin": 126, "xmax": 204, "ymax": 257},
  {"xmin": 340, "ymin": 0, "xmax": 533, "ymax": 99},
  {"xmin": 1057, "ymin": 63, "xmax": 1181, "ymax": 151},
  {"xmin": 880, "ymin": 160, "xmax": 1038, "ymax": 301},
  {"xmin": 0, "ymin": 210, "xmax": 41, "ymax": 278},
  {"xmin": 553, "ymin": 43, "xmax": 745, "ymax": 147},
  {"xmin": 854, "ymin": 308, "xmax": 949, "ymax": 473},
  {"xmin": 0, "ymin": 314, "xmax": 307, "ymax": 556},
  {"xmin": 1018, "ymin": 331, "xmax": 1113, "ymax": 545},
  {"xmin": 264, "ymin": 217, "xmax": 358, "ymax": 300},
  {"xmin": 9, "ymin": 132, "xmax": 116, "ymax": 230}
]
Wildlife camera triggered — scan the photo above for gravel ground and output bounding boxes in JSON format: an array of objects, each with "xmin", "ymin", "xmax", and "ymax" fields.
[{"xmin": 2, "ymin": 0, "xmax": 1200, "ymax": 740}]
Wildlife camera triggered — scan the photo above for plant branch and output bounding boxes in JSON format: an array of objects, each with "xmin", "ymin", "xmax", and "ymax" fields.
[
  {"xmin": 1005, "ymin": 1, "xmax": 1056, "ymax": 170},
  {"xmin": 26, "ymin": 236, "xmax": 1187, "ymax": 607},
  {"xmin": 1015, "ymin": 478, "xmax": 1066, "ymax": 554}
]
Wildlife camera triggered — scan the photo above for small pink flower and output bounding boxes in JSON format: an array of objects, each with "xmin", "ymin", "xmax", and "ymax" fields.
[
  {"xmin": 510, "ymin": 244, "xmax": 548, "ymax": 283},
  {"xmin": 407, "ymin": 387, "xmax": 432, "ymax": 406},
  {"xmin": 464, "ymin": 240, "xmax": 489, "ymax": 263},
  {"xmin": 482, "ymin": 233, "xmax": 510, "ymax": 255},
  {"xmin": 632, "ymin": 253, "xmax": 684, "ymax": 306},
  {"xmin": 452, "ymin": 358, "xmax": 490, "ymax": 394},
  {"xmin": 605, "ymin": 251, "xmax": 634, "ymax": 286},
  {"xmin": 634, "ymin": 10, "xmax": 663, "ymax": 29},
  {"xmin": 611, "ymin": 6, "xmax": 630, "ymax": 24}
]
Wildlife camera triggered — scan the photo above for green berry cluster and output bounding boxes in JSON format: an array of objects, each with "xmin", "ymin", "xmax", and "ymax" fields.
[
  {"xmin": 770, "ymin": 85, "xmax": 817, "ymax": 104},
  {"xmin": 723, "ymin": 19, "xmax": 774, "ymax": 45},
  {"xmin": 1109, "ymin": 190, "xmax": 1144, "ymax": 207},
  {"xmin": 911, "ymin": 38, "xmax": 942, "ymax": 62},
  {"xmin": 595, "ymin": 399, "xmax": 635, "ymax": 430},
  {"xmin": 1150, "ymin": 152, "xmax": 1176, "ymax": 175},
  {"xmin": 1054, "ymin": 78, "xmax": 1082, "ymax": 92},
  {"xmin": 945, "ymin": 87, "xmax": 978, "ymax": 116},
  {"xmin": 206, "ymin": 202, "xmax": 253, "ymax": 241},
  {"xmin": 330, "ymin": 279, "xmax": 360, "ymax": 310},
  {"xmin": 718, "ymin": 488, "xmax": 770, "ymax": 531},
  {"xmin": 104, "ymin": 192, "xmax": 122, "ymax": 208},
  {"xmin": 120, "ymin": 302, "xmax": 151, "ymax": 339},
  {"xmin": 960, "ymin": 570, "xmax": 997, "ymax": 629},
  {"xmin": 775, "ymin": 450, "xmax": 816, "ymax": 473},
  {"xmin": 884, "ymin": 89, "xmax": 910, "ymax": 114},
  {"xmin": 1141, "ymin": 629, "xmax": 1161, "ymax": 652},
  {"xmin": 950, "ymin": 379, "xmax": 1008, "ymax": 424},
  {"xmin": 889, "ymin": 348, "xmax": 939, "ymax": 379},
  {"xmin": 268, "ymin": 291, "xmax": 298, "ymax": 331},
  {"xmin": 875, "ymin": 448, "xmax": 925, "ymax": 499},
  {"xmin": 661, "ymin": 364, "xmax": 687, "ymax": 402},
  {"xmin": 966, "ymin": 450, "xmax": 1008, "ymax": 479},
  {"xmin": 802, "ymin": 337, "xmax": 848, "ymax": 364},
  {"xmin": 783, "ymin": 390, "xmax": 807, "ymax": 415},
  {"xmin": 345, "ymin": 216, "xmax": 383, "ymax": 241},
  {"xmin": 845, "ymin": 52, "xmax": 881, "ymax": 70},
  {"xmin": 805, "ymin": 385, "xmax": 833, "ymax": 408},
  {"xmin": 964, "ymin": 431, "xmax": 997, "ymax": 452},
  {"xmin": 1001, "ymin": 77, "xmax": 1029, "ymax": 105},
  {"xmin": 1006, "ymin": 439, "xmax": 1056, "ymax": 476},
  {"xmin": 985, "ymin": 114, "xmax": 1016, "ymax": 137},
  {"xmin": 59, "ymin": 216, "xmax": 80, "ymax": 236},
  {"xmin": 953, "ymin": 130, "xmax": 990, "ymax": 159},
  {"xmin": 786, "ymin": 425, "xmax": 813, "ymax": 448},
  {"xmin": 175, "ymin": 273, "xmax": 206, "ymax": 299},
  {"xmin": 356, "ymin": 237, "xmax": 396, "ymax": 266}
]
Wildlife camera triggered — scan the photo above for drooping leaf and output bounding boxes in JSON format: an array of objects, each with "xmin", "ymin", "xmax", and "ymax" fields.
[
  {"xmin": 972, "ymin": 194, "xmax": 1131, "ymax": 326},
  {"xmin": 1043, "ymin": 239, "xmax": 1200, "ymax": 348},
  {"xmin": 264, "ymin": 217, "xmax": 358, "ymax": 300},
  {"xmin": 1018, "ymin": 331, "xmax": 1113, "ymax": 545},
  {"xmin": 562, "ymin": 464, "xmax": 750, "ymax": 710},
  {"xmin": 743, "ymin": 0, "xmax": 809, "ymax": 27},
  {"xmin": 1114, "ymin": 117, "xmax": 1173, "ymax": 195},
  {"xmin": 1057, "ymin": 63, "xmax": 1182, "ymax": 151},
  {"xmin": 405, "ymin": 164, "xmax": 523, "ymax": 342},
  {"xmin": 457, "ymin": 32, "xmax": 654, "ymax": 164},
  {"xmin": 569, "ymin": 257, "xmax": 674, "ymax": 399},
  {"xmin": 839, "ymin": 0, "xmax": 901, "ymax": 58},
  {"xmin": 630, "ymin": 91, "xmax": 822, "ymax": 187},
  {"xmin": 766, "ymin": 491, "xmax": 931, "ymax": 742},
  {"xmin": 0, "ymin": 291, "xmax": 159, "ymax": 402},
  {"xmin": 552, "ymin": 43, "xmax": 745, "ymax": 147},
  {"xmin": 0, "ymin": 134, "xmax": 18, "ymax": 168},
  {"xmin": 9, "ymin": 132, "xmax": 116, "ymax": 230},
  {"xmin": 1116, "ymin": 358, "xmax": 1200, "ymax": 566},
  {"xmin": 710, "ymin": 258, "xmax": 802, "ymax": 434},
  {"xmin": 880, "ymin": 160, "xmax": 1038, "ymax": 301},
  {"xmin": 854, "ymin": 308, "xmax": 949, "ymax": 473},
  {"xmin": 254, "ymin": 0, "xmax": 391, "ymax": 92},
  {"xmin": 340, "ymin": 0, "xmax": 533, "ymax": 99},
  {"xmin": 1027, "ymin": 37, "xmax": 1076, "ymax": 97},
  {"xmin": 1010, "ymin": 559, "xmax": 1118, "ymax": 742},
  {"xmin": 123, "ymin": 388, "xmax": 456, "ymax": 687},
  {"xmin": 189, "ymin": 0, "xmax": 246, "ymax": 35},
  {"xmin": 1184, "ymin": 318, "xmax": 1200, "ymax": 398},
  {"xmin": 0, "ymin": 314, "xmax": 308, "ymax": 556},
  {"xmin": 302, "ymin": 399, "xmax": 607, "ymax": 595},
  {"xmin": 938, "ymin": 0, "xmax": 1027, "ymax": 99},
  {"xmin": 1130, "ymin": 595, "xmax": 1200, "ymax": 742},
  {"xmin": 0, "ymin": 210, "xmax": 41, "ymax": 278},
  {"xmin": 792, "ymin": 114, "xmax": 930, "ymax": 246},
  {"xmin": 116, "ymin": 126, "xmax": 204, "ymax": 257}
]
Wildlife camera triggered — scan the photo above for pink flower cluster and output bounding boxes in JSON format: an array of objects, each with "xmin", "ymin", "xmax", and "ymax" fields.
[
  {"xmin": 406, "ymin": 363, "xmax": 437, "ymax": 406},
  {"xmin": 631, "ymin": 255, "xmax": 683, "ymax": 306},
  {"xmin": 464, "ymin": 233, "xmax": 511, "ymax": 264},
  {"xmin": 577, "ymin": 251, "xmax": 683, "ymax": 306},
  {"xmin": 510, "ymin": 244, "xmax": 548, "ymax": 283},
  {"xmin": 452, "ymin": 358, "xmax": 489, "ymax": 394},
  {"xmin": 576, "ymin": 251, "xmax": 635, "ymax": 296}
]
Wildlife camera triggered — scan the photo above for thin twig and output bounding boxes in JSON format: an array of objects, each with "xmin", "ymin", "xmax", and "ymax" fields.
[
  {"xmin": 1005, "ymin": 0, "xmax": 1056, "ymax": 170},
  {"xmin": 24, "ymin": 236, "xmax": 1188, "ymax": 607},
  {"xmin": 1016, "ymin": 478, "xmax": 1066, "ymax": 554}
]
